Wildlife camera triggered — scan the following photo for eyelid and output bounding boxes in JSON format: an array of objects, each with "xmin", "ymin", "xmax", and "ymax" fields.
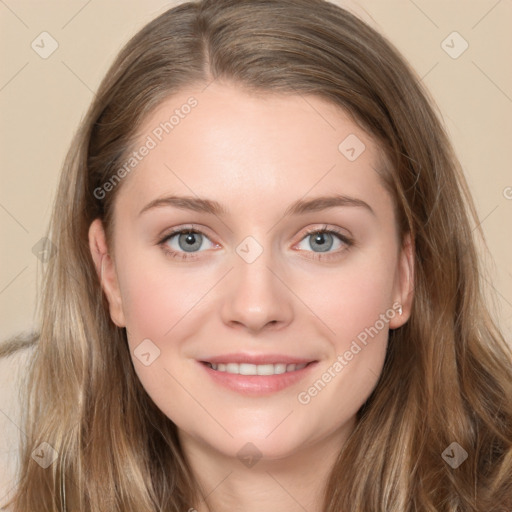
[
  {"xmin": 157, "ymin": 224, "xmax": 214, "ymax": 243},
  {"xmin": 157, "ymin": 223, "xmax": 355, "ymax": 261},
  {"xmin": 298, "ymin": 224, "xmax": 353, "ymax": 242},
  {"xmin": 292, "ymin": 224, "xmax": 355, "ymax": 260},
  {"xmin": 156, "ymin": 225, "xmax": 218, "ymax": 262}
]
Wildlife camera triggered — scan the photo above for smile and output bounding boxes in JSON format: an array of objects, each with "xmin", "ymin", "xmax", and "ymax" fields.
[
  {"xmin": 204, "ymin": 362, "xmax": 310, "ymax": 375},
  {"xmin": 198, "ymin": 358, "xmax": 319, "ymax": 395}
]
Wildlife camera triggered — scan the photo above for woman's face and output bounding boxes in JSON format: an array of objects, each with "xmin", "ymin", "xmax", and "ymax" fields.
[{"xmin": 89, "ymin": 81, "xmax": 413, "ymax": 464}]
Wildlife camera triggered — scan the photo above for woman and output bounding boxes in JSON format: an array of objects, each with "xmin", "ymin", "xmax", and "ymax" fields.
[{"xmin": 1, "ymin": 0, "xmax": 511, "ymax": 510}]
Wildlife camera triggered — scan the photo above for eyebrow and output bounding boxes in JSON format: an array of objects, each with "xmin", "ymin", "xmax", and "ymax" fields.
[{"xmin": 138, "ymin": 193, "xmax": 375, "ymax": 217}]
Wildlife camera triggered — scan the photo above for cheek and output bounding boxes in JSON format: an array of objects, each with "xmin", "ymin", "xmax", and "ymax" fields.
[
  {"xmin": 303, "ymin": 250, "xmax": 397, "ymax": 345},
  {"xmin": 295, "ymin": 246, "xmax": 396, "ymax": 399},
  {"xmin": 118, "ymin": 237, "xmax": 397, "ymax": 353},
  {"xmin": 117, "ymin": 249, "xmax": 205, "ymax": 341},
  {"xmin": 116, "ymin": 256, "xmax": 203, "ymax": 415},
  {"xmin": 294, "ymin": 268, "xmax": 394, "ymax": 422}
]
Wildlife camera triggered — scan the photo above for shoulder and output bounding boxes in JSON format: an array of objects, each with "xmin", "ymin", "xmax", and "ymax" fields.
[
  {"xmin": 0, "ymin": 336, "xmax": 37, "ymax": 398},
  {"xmin": 0, "ymin": 333, "xmax": 37, "ymax": 420},
  {"xmin": 0, "ymin": 335, "xmax": 37, "ymax": 509}
]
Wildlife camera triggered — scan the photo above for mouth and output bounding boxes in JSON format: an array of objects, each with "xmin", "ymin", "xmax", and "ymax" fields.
[
  {"xmin": 198, "ymin": 357, "xmax": 319, "ymax": 395},
  {"xmin": 200, "ymin": 361, "xmax": 316, "ymax": 375}
]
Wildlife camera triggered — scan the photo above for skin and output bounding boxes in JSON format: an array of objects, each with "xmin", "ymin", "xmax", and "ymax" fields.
[{"xmin": 89, "ymin": 81, "xmax": 414, "ymax": 512}]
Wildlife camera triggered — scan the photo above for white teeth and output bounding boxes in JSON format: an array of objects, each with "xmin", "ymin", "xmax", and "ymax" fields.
[
  {"xmin": 207, "ymin": 362, "xmax": 308, "ymax": 375},
  {"xmin": 257, "ymin": 364, "xmax": 277, "ymax": 376},
  {"xmin": 274, "ymin": 364, "xmax": 287, "ymax": 374},
  {"xmin": 239, "ymin": 363, "xmax": 257, "ymax": 375}
]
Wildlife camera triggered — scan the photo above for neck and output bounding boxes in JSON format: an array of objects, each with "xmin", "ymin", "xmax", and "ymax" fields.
[{"xmin": 178, "ymin": 421, "xmax": 353, "ymax": 512}]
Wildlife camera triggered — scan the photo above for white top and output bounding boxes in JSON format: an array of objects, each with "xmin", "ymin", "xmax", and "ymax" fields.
[{"xmin": 0, "ymin": 345, "xmax": 35, "ymax": 509}]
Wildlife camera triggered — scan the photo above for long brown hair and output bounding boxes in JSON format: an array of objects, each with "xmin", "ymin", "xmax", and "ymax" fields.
[{"xmin": 2, "ymin": 0, "xmax": 511, "ymax": 510}]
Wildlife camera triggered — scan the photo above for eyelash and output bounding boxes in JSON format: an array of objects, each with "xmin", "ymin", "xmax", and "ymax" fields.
[{"xmin": 157, "ymin": 224, "xmax": 354, "ymax": 262}]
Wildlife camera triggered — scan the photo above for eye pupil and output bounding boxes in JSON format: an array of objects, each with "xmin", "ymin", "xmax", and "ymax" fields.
[
  {"xmin": 310, "ymin": 232, "xmax": 333, "ymax": 252},
  {"xmin": 179, "ymin": 231, "xmax": 202, "ymax": 252}
]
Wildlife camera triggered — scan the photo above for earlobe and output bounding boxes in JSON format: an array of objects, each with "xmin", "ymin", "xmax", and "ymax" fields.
[
  {"xmin": 88, "ymin": 218, "xmax": 126, "ymax": 327},
  {"xmin": 389, "ymin": 232, "xmax": 415, "ymax": 329}
]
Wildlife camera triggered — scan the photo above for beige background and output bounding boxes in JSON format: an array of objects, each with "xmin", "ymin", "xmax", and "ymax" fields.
[
  {"xmin": 1, "ymin": 0, "xmax": 511, "ymax": 342},
  {"xmin": 0, "ymin": 0, "xmax": 511, "ymax": 502}
]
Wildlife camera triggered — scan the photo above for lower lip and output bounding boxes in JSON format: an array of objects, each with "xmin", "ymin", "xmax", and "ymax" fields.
[{"xmin": 197, "ymin": 361, "xmax": 318, "ymax": 396}]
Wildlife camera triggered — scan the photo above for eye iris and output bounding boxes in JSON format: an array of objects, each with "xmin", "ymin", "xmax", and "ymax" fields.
[
  {"xmin": 310, "ymin": 232, "xmax": 333, "ymax": 252},
  {"xmin": 179, "ymin": 231, "xmax": 202, "ymax": 252},
  {"xmin": 172, "ymin": 230, "xmax": 339, "ymax": 254}
]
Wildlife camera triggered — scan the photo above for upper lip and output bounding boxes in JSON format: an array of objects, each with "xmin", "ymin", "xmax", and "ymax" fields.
[{"xmin": 199, "ymin": 353, "xmax": 318, "ymax": 365}]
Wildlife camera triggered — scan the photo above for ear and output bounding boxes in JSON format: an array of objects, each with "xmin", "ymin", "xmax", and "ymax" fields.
[
  {"xmin": 388, "ymin": 232, "xmax": 414, "ymax": 329},
  {"xmin": 88, "ymin": 218, "xmax": 126, "ymax": 327}
]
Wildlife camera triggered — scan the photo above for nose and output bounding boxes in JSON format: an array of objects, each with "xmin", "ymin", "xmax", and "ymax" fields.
[{"xmin": 220, "ymin": 243, "xmax": 294, "ymax": 333}]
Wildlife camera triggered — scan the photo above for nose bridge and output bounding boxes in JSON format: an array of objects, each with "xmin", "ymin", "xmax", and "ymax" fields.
[
  {"xmin": 220, "ymin": 232, "xmax": 293, "ymax": 331},
  {"xmin": 235, "ymin": 237, "xmax": 275, "ymax": 293},
  {"xmin": 234, "ymin": 232, "xmax": 281, "ymax": 303}
]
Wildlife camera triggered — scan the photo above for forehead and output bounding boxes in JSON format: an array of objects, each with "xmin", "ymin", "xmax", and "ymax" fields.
[{"xmin": 114, "ymin": 81, "xmax": 390, "ymax": 220}]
